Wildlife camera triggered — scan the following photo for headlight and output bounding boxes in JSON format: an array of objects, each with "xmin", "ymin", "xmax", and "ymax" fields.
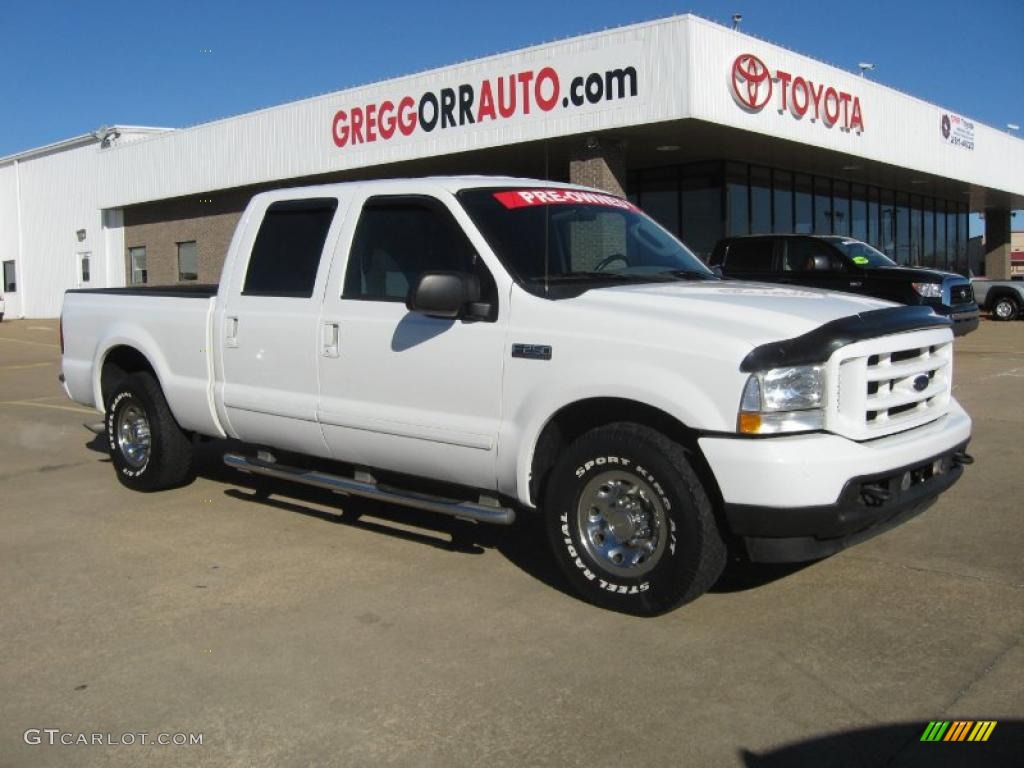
[
  {"xmin": 912, "ymin": 282, "xmax": 942, "ymax": 298},
  {"xmin": 738, "ymin": 365, "xmax": 825, "ymax": 435}
]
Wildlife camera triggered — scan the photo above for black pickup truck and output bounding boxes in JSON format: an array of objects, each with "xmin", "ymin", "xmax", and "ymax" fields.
[{"xmin": 709, "ymin": 235, "xmax": 980, "ymax": 336}]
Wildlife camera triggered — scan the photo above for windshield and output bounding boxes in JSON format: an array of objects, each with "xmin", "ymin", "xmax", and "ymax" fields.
[
  {"xmin": 824, "ymin": 237, "xmax": 897, "ymax": 267},
  {"xmin": 457, "ymin": 187, "xmax": 716, "ymax": 296}
]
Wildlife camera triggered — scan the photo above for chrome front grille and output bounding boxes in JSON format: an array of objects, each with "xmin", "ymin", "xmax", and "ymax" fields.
[{"xmin": 828, "ymin": 328, "xmax": 953, "ymax": 440}]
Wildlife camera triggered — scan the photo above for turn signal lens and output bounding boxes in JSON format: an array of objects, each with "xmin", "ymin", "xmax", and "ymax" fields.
[{"xmin": 738, "ymin": 412, "xmax": 762, "ymax": 434}]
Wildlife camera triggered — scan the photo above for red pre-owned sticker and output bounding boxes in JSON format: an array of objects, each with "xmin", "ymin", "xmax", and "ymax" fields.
[{"xmin": 493, "ymin": 189, "xmax": 637, "ymax": 211}]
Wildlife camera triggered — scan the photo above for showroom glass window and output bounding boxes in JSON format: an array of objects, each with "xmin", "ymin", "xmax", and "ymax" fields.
[
  {"xmin": 851, "ymin": 185, "xmax": 867, "ymax": 242},
  {"xmin": 946, "ymin": 205, "xmax": 957, "ymax": 273},
  {"xmin": 794, "ymin": 174, "xmax": 813, "ymax": 234},
  {"xmin": 832, "ymin": 181, "xmax": 851, "ymax": 237},
  {"xmin": 750, "ymin": 166, "xmax": 771, "ymax": 234},
  {"xmin": 814, "ymin": 177, "xmax": 832, "ymax": 234},
  {"xmin": 866, "ymin": 187, "xmax": 880, "ymax": 248},
  {"xmin": 910, "ymin": 197, "xmax": 923, "ymax": 266},
  {"xmin": 636, "ymin": 168, "xmax": 680, "ymax": 236},
  {"xmin": 923, "ymin": 201, "xmax": 936, "ymax": 267},
  {"xmin": 129, "ymin": 247, "xmax": 147, "ymax": 285},
  {"xmin": 935, "ymin": 203, "xmax": 947, "ymax": 270},
  {"xmin": 177, "ymin": 241, "xmax": 198, "ymax": 282},
  {"xmin": 772, "ymin": 170, "xmax": 793, "ymax": 233},
  {"xmin": 726, "ymin": 163, "xmax": 749, "ymax": 236},
  {"xmin": 895, "ymin": 194, "xmax": 910, "ymax": 264},
  {"xmin": 680, "ymin": 164, "xmax": 722, "ymax": 260}
]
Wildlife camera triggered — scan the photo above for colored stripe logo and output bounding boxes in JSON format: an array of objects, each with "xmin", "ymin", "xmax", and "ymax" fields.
[{"xmin": 920, "ymin": 720, "xmax": 997, "ymax": 742}]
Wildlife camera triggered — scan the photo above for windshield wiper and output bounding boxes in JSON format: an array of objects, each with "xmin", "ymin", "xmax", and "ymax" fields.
[
  {"xmin": 532, "ymin": 271, "xmax": 680, "ymax": 283},
  {"xmin": 662, "ymin": 269, "xmax": 717, "ymax": 280}
]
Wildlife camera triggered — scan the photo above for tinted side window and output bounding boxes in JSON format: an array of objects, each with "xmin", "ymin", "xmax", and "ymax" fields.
[
  {"xmin": 724, "ymin": 240, "xmax": 774, "ymax": 272},
  {"xmin": 243, "ymin": 198, "xmax": 338, "ymax": 297},
  {"xmin": 343, "ymin": 198, "xmax": 495, "ymax": 307},
  {"xmin": 785, "ymin": 239, "xmax": 846, "ymax": 273}
]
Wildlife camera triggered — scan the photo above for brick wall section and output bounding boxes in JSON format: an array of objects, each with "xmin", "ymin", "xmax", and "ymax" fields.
[
  {"xmin": 123, "ymin": 189, "xmax": 254, "ymax": 285},
  {"xmin": 568, "ymin": 138, "xmax": 626, "ymax": 197},
  {"xmin": 120, "ymin": 140, "xmax": 576, "ymax": 286}
]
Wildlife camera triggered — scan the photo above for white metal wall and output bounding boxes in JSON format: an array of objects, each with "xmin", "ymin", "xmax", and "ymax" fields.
[
  {"xmin": 0, "ymin": 163, "xmax": 22, "ymax": 318},
  {"xmin": 686, "ymin": 17, "xmax": 1024, "ymax": 200},
  {"xmin": 0, "ymin": 142, "xmax": 120, "ymax": 318},
  {"xmin": 97, "ymin": 14, "xmax": 1024, "ymax": 209}
]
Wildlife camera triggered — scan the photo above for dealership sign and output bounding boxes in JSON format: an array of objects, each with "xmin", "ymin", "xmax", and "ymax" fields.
[
  {"xmin": 331, "ymin": 51, "xmax": 642, "ymax": 149},
  {"xmin": 731, "ymin": 53, "xmax": 865, "ymax": 134},
  {"xmin": 940, "ymin": 112, "xmax": 974, "ymax": 151}
]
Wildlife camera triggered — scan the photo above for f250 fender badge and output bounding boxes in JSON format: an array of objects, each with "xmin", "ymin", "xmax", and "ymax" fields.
[{"xmin": 512, "ymin": 343, "xmax": 552, "ymax": 361}]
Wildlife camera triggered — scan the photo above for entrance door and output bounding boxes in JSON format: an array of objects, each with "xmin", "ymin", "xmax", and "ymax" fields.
[
  {"xmin": 215, "ymin": 196, "xmax": 341, "ymax": 454},
  {"xmin": 317, "ymin": 192, "xmax": 506, "ymax": 490}
]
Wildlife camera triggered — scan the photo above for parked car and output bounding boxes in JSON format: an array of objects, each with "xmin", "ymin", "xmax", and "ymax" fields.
[
  {"xmin": 60, "ymin": 178, "xmax": 973, "ymax": 615},
  {"xmin": 971, "ymin": 277, "xmax": 1024, "ymax": 321},
  {"xmin": 708, "ymin": 235, "xmax": 980, "ymax": 336},
  {"xmin": 0, "ymin": 293, "xmax": 5, "ymax": 322}
]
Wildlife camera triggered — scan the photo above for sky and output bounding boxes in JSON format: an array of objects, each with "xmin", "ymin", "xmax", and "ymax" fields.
[{"xmin": 0, "ymin": 0, "xmax": 1020, "ymax": 230}]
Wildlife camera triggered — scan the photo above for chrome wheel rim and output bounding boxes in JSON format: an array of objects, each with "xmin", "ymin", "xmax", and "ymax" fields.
[
  {"xmin": 576, "ymin": 470, "xmax": 668, "ymax": 578},
  {"xmin": 116, "ymin": 402, "xmax": 151, "ymax": 469},
  {"xmin": 995, "ymin": 300, "xmax": 1013, "ymax": 319}
]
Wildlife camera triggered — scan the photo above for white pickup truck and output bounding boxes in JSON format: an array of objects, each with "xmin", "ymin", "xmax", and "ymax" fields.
[{"xmin": 61, "ymin": 177, "xmax": 973, "ymax": 615}]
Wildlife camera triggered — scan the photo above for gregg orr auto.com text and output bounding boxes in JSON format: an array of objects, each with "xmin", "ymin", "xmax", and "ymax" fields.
[{"xmin": 332, "ymin": 64, "xmax": 639, "ymax": 148}]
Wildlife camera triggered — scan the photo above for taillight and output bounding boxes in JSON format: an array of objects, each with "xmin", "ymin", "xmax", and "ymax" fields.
[{"xmin": 59, "ymin": 315, "xmax": 65, "ymax": 354}]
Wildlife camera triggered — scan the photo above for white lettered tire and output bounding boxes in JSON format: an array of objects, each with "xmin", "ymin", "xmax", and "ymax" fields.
[
  {"xmin": 543, "ymin": 422, "xmax": 726, "ymax": 615},
  {"xmin": 105, "ymin": 371, "xmax": 194, "ymax": 492}
]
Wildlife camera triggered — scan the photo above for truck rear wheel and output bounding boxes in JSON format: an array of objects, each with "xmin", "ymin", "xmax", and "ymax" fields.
[
  {"xmin": 105, "ymin": 371, "xmax": 194, "ymax": 491},
  {"xmin": 543, "ymin": 422, "xmax": 726, "ymax": 615},
  {"xmin": 992, "ymin": 296, "xmax": 1020, "ymax": 321}
]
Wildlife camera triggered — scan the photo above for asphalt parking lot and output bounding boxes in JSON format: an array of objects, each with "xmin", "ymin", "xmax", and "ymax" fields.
[{"xmin": 1, "ymin": 317, "xmax": 1021, "ymax": 767}]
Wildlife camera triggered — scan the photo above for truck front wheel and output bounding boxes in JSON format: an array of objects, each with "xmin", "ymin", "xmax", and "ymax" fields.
[
  {"xmin": 105, "ymin": 371, "xmax": 194, "ymax": 491},
  {"xmin": 543, "ymin": 422, "xmax": 726, "ymax": 615}
]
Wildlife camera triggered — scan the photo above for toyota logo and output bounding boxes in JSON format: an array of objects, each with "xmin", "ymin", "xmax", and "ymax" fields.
[
  {"xmin": 913, "ymin": 374, "xmax": 930, "ymax": 392},
  {"xmin": 941, "ymin": 114, "xmax": 951, "ymax": 139},
  {"xmin": 732, "ymin": 53, "xmax": 773, "ymax": 111}
]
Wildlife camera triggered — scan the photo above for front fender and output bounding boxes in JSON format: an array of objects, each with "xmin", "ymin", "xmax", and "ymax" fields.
[{"xmin": 498, "ymin": 361, "xmax": 741, "ymax": 506}]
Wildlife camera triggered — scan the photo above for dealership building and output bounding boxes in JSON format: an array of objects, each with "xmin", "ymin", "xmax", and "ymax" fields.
[{"xmin": 2, "ymin": 13, "xmax": 1023, "ymax": 318}]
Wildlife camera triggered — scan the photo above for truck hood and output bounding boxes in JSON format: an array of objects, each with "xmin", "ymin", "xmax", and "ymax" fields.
[
  {"xmin": 870, "ymin": 265, "xmax": 968, "ymax": 283},
  {"xmin": 568, "ymin": 280, "xmax": 898, "ymax": 348}
]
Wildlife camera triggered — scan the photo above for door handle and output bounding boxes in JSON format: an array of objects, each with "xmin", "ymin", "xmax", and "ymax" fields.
[
  {"xmin": 225, "ymin": 316, "xmax": 239, "ymax": 348},
  {"xmin": 322, "ymin": 322, "xmax": 340, "ymax": 358}
]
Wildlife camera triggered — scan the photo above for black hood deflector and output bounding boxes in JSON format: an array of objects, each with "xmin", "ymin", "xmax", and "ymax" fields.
[{"xmin": 740, "ymin": 306, "xmax": 951, "ymax": 372}]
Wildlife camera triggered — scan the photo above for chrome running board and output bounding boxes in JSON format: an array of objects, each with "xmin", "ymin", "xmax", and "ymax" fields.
[{"xmin": 223, "ymin": 452, "xmax": 515, "ymax": 525}]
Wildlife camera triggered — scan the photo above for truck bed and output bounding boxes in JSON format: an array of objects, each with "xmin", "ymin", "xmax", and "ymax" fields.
[
  {"xmin": 66, "ymin": 284, "xmax": 219, "ymax": 298},
  {"xmin": 61, "ymin": 287, "xmax": 223, "ymax": 438}
]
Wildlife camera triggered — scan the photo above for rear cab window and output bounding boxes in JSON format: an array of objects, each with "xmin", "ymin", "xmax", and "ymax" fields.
[
  {"xmin": 722, "ymin": 239, "xmax": 775, "ymax": 273},
  {"xmin": 242, "ymin": 198, "xmax": 338, "ymax": 297}
]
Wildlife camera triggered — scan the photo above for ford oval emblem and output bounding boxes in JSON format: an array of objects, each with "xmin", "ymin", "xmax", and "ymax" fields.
[{"xmin": 913, "ymin": 374, "xmax": 930, "ymax": 392}]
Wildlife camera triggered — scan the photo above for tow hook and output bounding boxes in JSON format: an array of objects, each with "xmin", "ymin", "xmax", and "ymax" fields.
[
  {"xmin": 860, "ymin": 483, "xmax": 893, "ymax": 507},
  {"xmin": 953, "ymin": 451, "xmax": 974, "ymax": 466}
]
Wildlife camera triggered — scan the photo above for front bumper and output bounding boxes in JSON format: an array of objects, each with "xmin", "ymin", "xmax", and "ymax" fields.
[
  {"xmin": 699, "ymin": 402, "xmax": 972, "ymax": 562},
  {"xmin": 724, "ymin": 442, "xmax": 969, "ymax": 562},
  {"xmin": 934, "ymin": 303, "xmax": 980, "ymax": 336}
]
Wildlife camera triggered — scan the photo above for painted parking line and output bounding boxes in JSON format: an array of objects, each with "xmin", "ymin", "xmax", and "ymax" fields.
[
  {"xmin": 0, "ymin": 399, "xmax": 96, "ymax": 415},
  {"xmin": 0, "ymin": 337, "xmax": 60, "ymax": 349},
  {"xmin": 0, "ymin": 362, "xmax": 54, "ymax": 371}
]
